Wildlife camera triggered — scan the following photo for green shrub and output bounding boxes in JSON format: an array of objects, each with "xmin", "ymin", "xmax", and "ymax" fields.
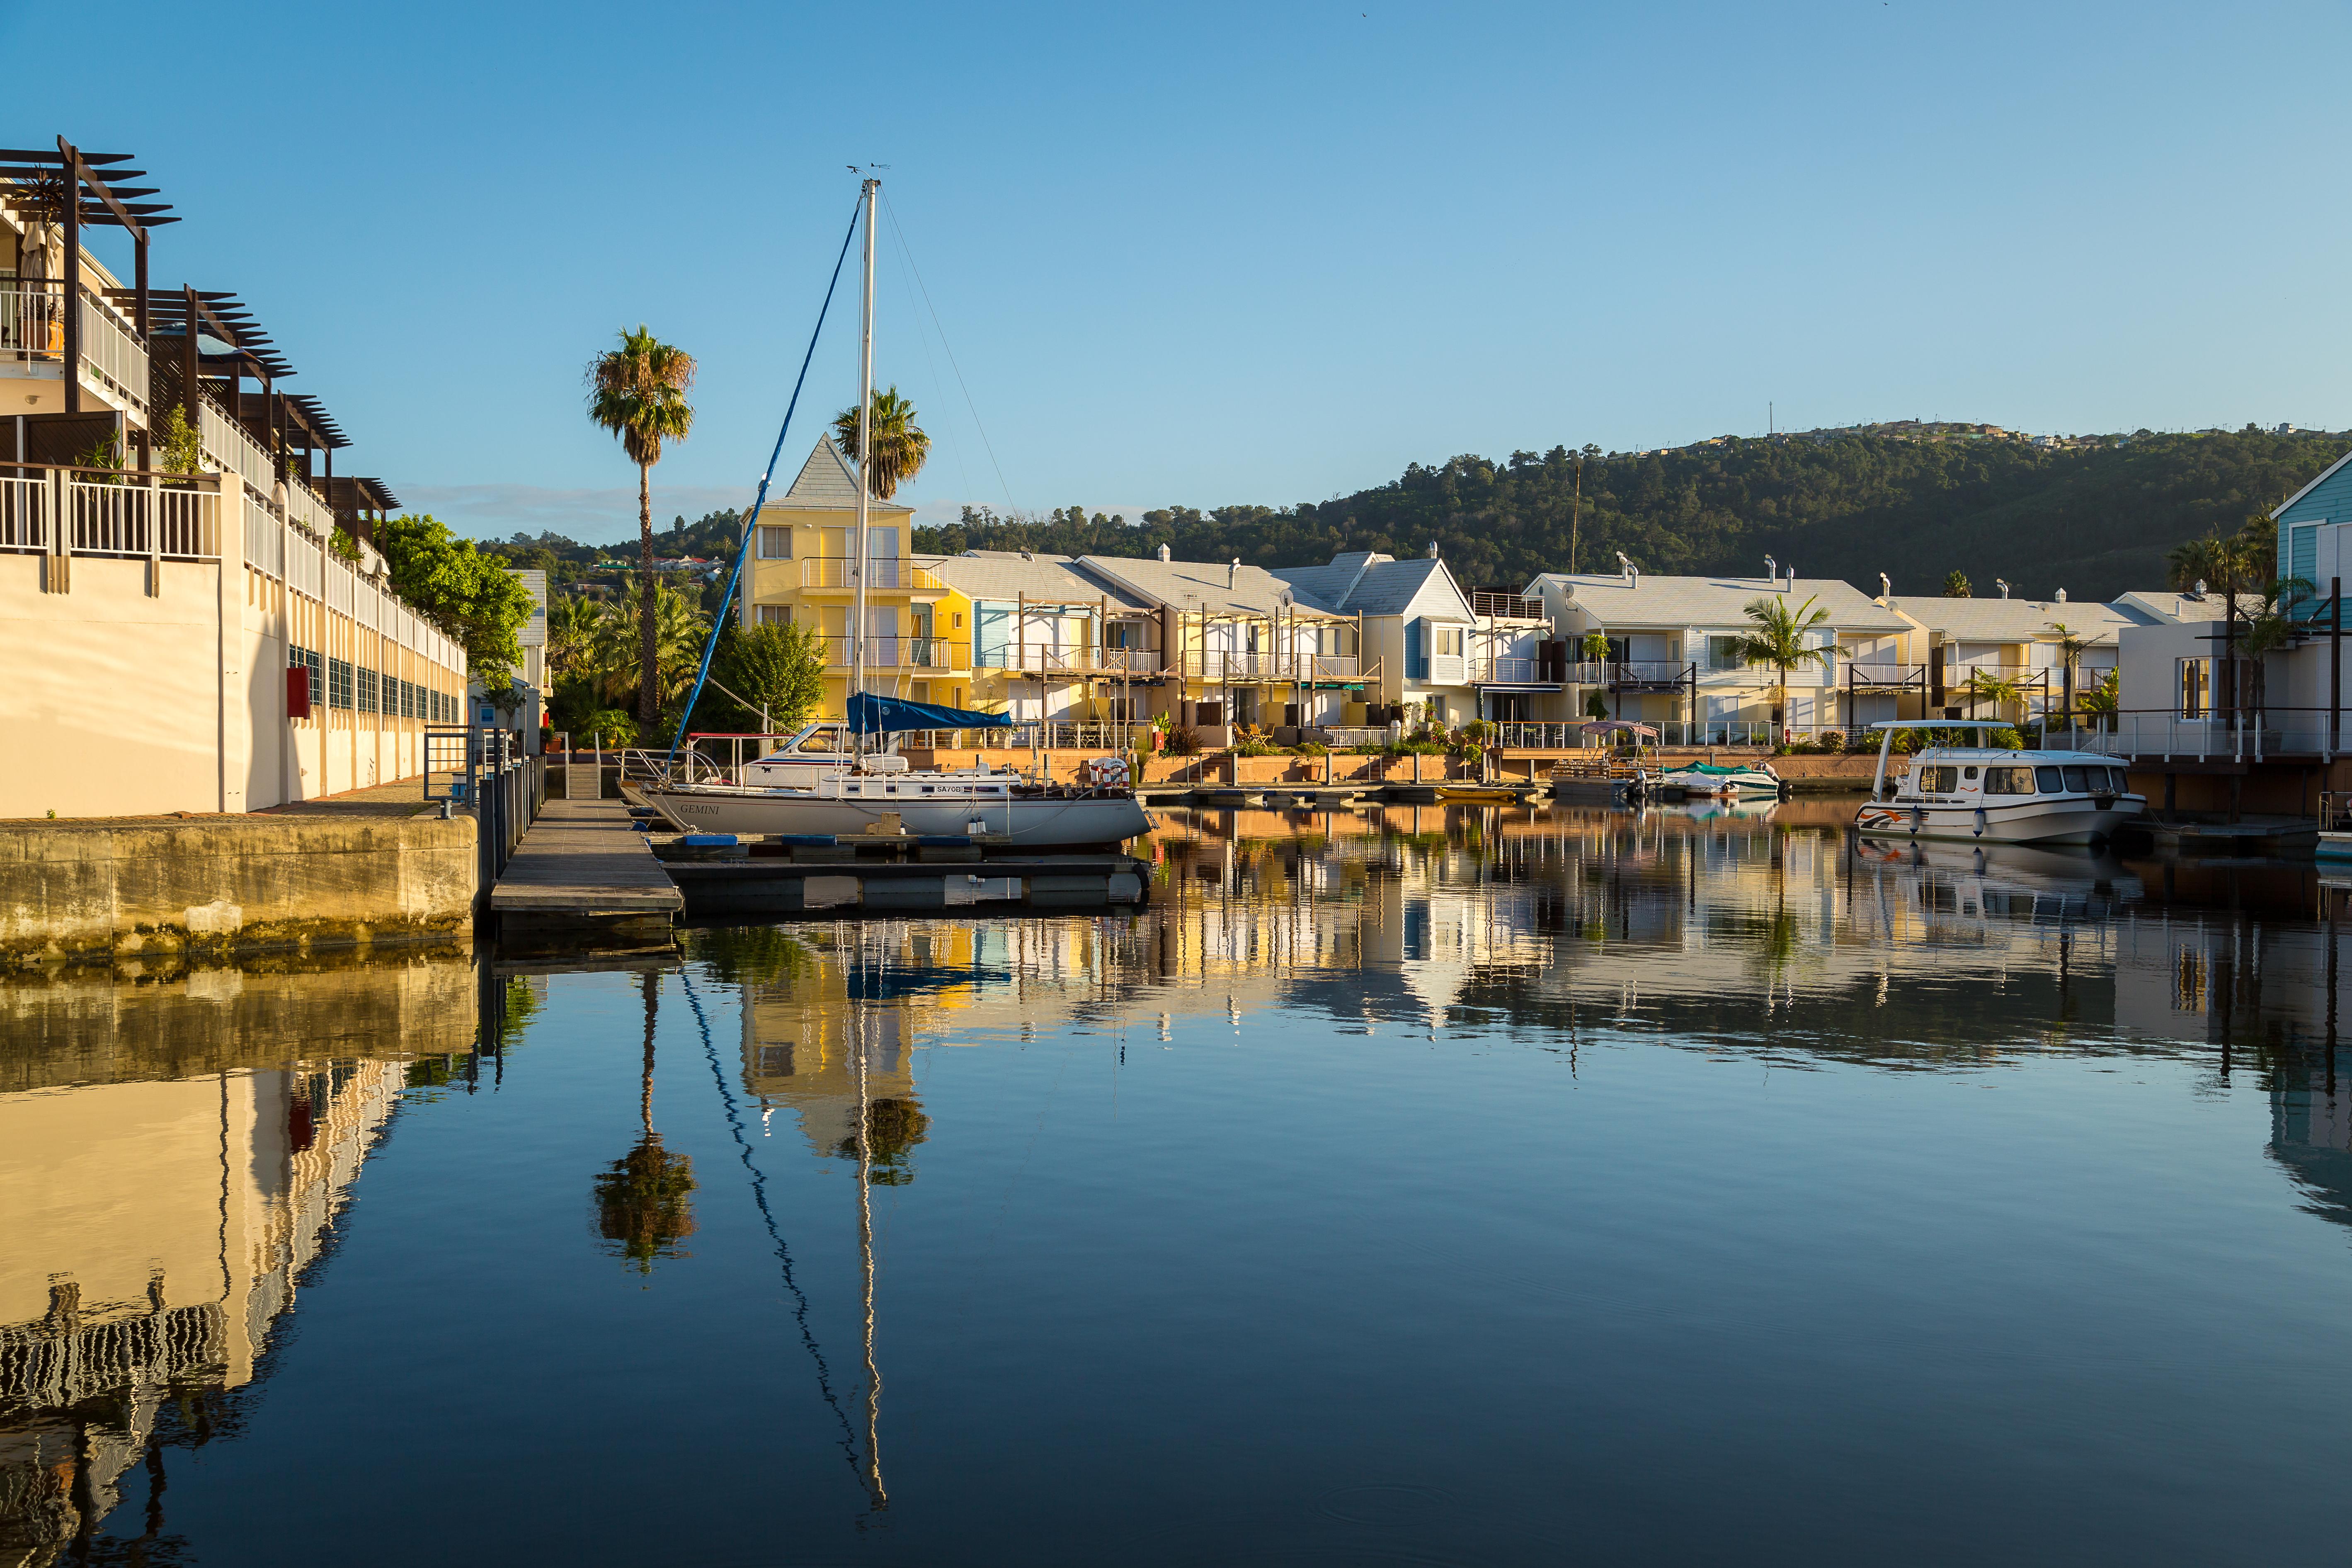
[
  {"xmin": 1294, "ymin": 740, "xmax": 1329, "ymax": 756},
  {"xmin": 1818, "ymin": 730, "xmax": 1845, "ymax": 753},
  {"xmin": 1161, "ymin": 726, "xmax": 1200, "ymax": 757},
  {"xmin": 1992, "ymin": 727, "xmax": 2023, "ymax": 751}
]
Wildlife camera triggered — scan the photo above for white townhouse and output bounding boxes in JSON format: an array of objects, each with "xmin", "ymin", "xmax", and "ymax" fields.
[
  {"xmin": 1887, "ymin": 589, "xmax": 2162, "ymax": 727},
  {"xmin": 1520, "ymin": 562, "xmax": 1918, "ymax": 742}
]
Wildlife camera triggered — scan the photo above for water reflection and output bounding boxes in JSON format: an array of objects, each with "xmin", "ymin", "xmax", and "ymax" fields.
[
  {"xmin": 0, "ymin": 955, "xmax": 485, "ymax": 1565},
  {"xmin": 2, "ymin": 805, "xmax": 2350, "ymax": 1562}
]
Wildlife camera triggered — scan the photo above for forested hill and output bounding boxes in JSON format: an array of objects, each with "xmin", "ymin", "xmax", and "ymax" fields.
[{"xmin": 912, "ymin": 430, "xmax": 2346, "ymax": 602}]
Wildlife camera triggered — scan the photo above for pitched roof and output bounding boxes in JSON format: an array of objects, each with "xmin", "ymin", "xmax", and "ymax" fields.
[
  {"xmin": 1894, "ymin": 594, "xmax": 2139, "ymax": 644},
  {"xmin": 1274, "ymin": 553, "xmax": 1470, "ymax": 618},
  {"xmin": 1077, "ymin": 554, "xmax": 1348, "ymax": 619},
  {"xmin": 758, "ymin": 436, "xmax": 911, "ymax": 515},
  {"xmin": 1525, "ymin": 572, "xmax": 1911, "ymax": 633},
  {"xmin": 926, "ymin": 551, "xmax": 1152, "ymax": 608},
  {"xmin": 2271, "ymin": 443, "xmax": 2352, "ymax": 520}
]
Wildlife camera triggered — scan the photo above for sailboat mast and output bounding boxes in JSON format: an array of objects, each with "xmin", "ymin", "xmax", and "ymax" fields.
[{"xmin": 853, "ymin": 177, "xmax": 878, "ymax": 729}]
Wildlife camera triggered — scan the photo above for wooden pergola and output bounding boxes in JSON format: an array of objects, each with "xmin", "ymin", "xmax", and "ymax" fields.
[{"xmin": 0, "ymin": 138, "xmax": 177, "ymax": 429}]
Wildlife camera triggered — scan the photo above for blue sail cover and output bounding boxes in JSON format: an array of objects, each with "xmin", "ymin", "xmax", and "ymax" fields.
[{"xmin": 846, "ymin": 691, "xmax": 1014, "ymax": 734}]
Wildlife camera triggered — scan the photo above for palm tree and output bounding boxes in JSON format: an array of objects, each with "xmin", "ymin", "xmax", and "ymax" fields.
[
  {"xmin": 2079, "ymin": 669, "xmax": 2119, "ymax": 731},
  {"xmin": 832, "ymin": 387, "xmax": 931, "ymax": 499},
  {"xmin": 587, "ymin": 327, "xmax": 697, "ymax": 724},
  {"xmin": 2168, "ymin": 529, "xmax": 2260, "ymax": 725},
  {"xmin": 546, "ymin": 594, "xmax": 600, "ymax": 684},
  {"xmin": 2239, "ymin": 577, "xmax": 2315, "ymax": 737},
  {"xmin": 2045, "ymin": 621, "xmax": 2091, "ymax": 736},
  {"xmin": 583, "ymin": 582, "xmax": 708, "ymax": 709},
  {"xmin": 1732, "ymin": 594, "xmax": 1834, "ymax": 739},
  {"xmin": 1961, "ymin": 667, "xmax": 2024, "ymax": 725}
]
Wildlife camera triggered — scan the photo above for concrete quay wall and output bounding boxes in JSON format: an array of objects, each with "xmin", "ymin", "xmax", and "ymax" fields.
[{"xmin": 0, "ymin": 814, "xmax": 477, "ymax": 968}]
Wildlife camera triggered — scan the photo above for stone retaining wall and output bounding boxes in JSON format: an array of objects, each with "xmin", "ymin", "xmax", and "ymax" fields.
[{"xmin": 0, "ymin": 814, "xmax": 477, "ymax": 968}]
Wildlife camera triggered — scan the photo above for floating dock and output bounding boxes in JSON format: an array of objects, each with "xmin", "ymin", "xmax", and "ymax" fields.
[
  {"xmin": 490, "ymin": 799, "xmax": 684, "ymax": 953},
  {"xmin": 648, "ymin": 832, "xmax": 1146, "ymax": 918}
]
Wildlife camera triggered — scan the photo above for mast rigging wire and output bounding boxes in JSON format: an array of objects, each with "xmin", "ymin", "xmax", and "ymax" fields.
[{"xmin": 666, "ymin": 196, "xmax": 864, "ymax": 763}]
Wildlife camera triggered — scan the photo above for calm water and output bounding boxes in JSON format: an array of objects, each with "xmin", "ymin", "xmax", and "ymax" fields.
[{"xmin": 4, "ymin": 801, "xmax": 2348, "ymax": 1566}]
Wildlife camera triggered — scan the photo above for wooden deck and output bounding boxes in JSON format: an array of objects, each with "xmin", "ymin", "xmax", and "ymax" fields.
[{"xmin": 490, "ymin": 800, "xmax": 682, "ymax": 946}]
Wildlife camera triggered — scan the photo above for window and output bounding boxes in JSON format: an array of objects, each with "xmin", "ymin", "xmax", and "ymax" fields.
[
  {"xmin": 1434, "ymin": 626, "xmax": 1464, "ymax": 657},
  {"xmin": 2177, "ymin": 657, "xmax": 2210, "ymax": 719},
  {"xmin": 327, "ymin": 659, "xmax": 353, "ymax": 710},
  {"xmin": 357, "ymin": 668, "xmax": 378, "ymax": 713},
  {"xmin": 2035, "ymin": 766, "xmax": 2063, "ymax": 792},
  {"xmin": 1708, "ymin": 635, "xmax": 1747, "ymax": 671},
  {"xmin": 1919, "ymin": 765, "xmax": 1959, "ymax": 793},
  {"xmin": 1962, "ymin": 766, "xmax": 1979, "ymax": 781},
  {"xmin": 1984, "ymin": 766, "xmax": 2034, "ymax": 795},
  {"xmin": 759, "ymin": 525, "xmax": 792, "ymax": 559},
  {"xmin": 2062, "ymin": 766, "xmax": 2090, "ymax": 792},
  {"xmin": 758, "ymin": 604, "xmax": 793, "ymax": 628}
]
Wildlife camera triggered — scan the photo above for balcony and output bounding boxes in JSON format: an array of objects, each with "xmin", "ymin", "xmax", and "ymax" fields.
[
  {"xmin": 1178, "ymin": 652, "xmax": 1368, "ymax": 683},
  {"xmin": 0, "ymin": 463, "xmax": 221, "ymax": 560},
  {"xmin": 1602, "ymin": 660, "xmax": 1696, "ymax": 693},
  {"xmin": 1470, "ymin": 590, "xmax": 1546, "ymax": 620},
  {"xmin": 982, "ymin": 644, "xmax": 1165, "ymax": 675},
  {"xmin": 1, "ymin": 281, "xmax": 150, "ymax": 419},
  {"xmin": 797, "ymin": 557, "xmax": 945, "ymax": 594},
  {"xmin": 1846, "ymin": 661, "xmax": 1926, "ymax": 693},
  {"xmin": 812, "ymin": 635, "xmax": 970, "ymax": 671}
]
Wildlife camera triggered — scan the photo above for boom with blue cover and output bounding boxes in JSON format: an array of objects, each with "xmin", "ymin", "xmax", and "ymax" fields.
[{"xmin": 847, "ymin": 692, "xmax": 1014, "ymax": 734}]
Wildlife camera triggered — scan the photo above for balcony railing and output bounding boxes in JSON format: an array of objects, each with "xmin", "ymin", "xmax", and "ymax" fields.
[
  {"xmin": 981, "ymin": 643, "xmax": 1164, "ymax": 674},
  {"xmin": 1846, "ymin": 661, "xmax": 1926, "ymax": 691},
  {"xmin": 0, "ymin": 283, "xmax": 150, "ymax": 415},
  {"xmin": 1180, "ymin": 652, "xmax": 1367, "ymax": 681},
  {"xmin": 1470, "ymin": 591, "xmax": 1547, "ymax": 620},
  {"xmin": 0, "ymin": 465, "xmax": 219, "ymax": 560},
  {"xmin": 0, "ymin": 473, "xmax": 50, "ymax": 553},
  {"xmin": 1472, "ymin": 655, "xmax": 1562, "ymax": 684},
  {"xmin": 812, "ymin": 635, "xmax": 970, "ymax": 671},
  {"xmin": 798, "ymin": 557, "xmax": 945, "ymax": 592}
]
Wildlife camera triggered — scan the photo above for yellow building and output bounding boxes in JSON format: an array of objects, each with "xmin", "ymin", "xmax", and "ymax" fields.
[{"xmin": 737, "ymin": 438, "xmax": 971, "ymax": 719}]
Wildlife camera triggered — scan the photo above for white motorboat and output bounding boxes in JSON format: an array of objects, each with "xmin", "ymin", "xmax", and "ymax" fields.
[
  {"xmin": 1659, "ymin": 761, "xmax": 1783, "ymax": 797},
  {"xmin": 1853, "ymin": 721, "xmax": 2143, "ymax": 846}
]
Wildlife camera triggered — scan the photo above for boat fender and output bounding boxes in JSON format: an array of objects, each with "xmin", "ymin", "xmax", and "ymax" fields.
[
  {"xmin": 1908, "ymin": 805, "xmax": 1923, "ymax": 833},
  {"xmin": 1973, "ymin": 806, "xmax": 1986, "ymax": 839}
]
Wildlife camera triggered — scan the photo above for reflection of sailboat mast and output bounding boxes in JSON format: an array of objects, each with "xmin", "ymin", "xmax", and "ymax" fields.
[{"xmin": 852, "ymin": 957, "xmax": 888, "ymax": 1511}]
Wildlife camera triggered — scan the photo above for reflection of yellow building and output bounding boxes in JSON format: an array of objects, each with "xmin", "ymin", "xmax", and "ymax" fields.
[
  {"xmin": 0, "ymin": 958, "xmax": 474, "ymax": 1558},
  {"xmin": 737, "ymin": 438, "xmax": 970, "ymax": 720}
]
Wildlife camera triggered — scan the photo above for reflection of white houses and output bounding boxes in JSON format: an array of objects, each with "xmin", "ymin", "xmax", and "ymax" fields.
[{"xmin": 1521, "ymin": 565, "xmax": 1917, "ymax": 740}]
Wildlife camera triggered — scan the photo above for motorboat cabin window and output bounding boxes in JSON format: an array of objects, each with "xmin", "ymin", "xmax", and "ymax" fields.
[
  {"xmin": 1962, "ymin": 766, "xmax": 1980, "ymax": 781},
  {"xmin": 2063, "ymin": 766, "xmax": 2091, "ymax": 792},
  {"xmin": 1919, "ymin": 765, "xmax": 1959, "ymax": 792},
  {"xmin": 2035, "ymin": 766, "xmax": 2064, "ymax": 792},
  {"xmin": 1984, "ymin": 766, "xmax": 2035, "ymax": 795}
]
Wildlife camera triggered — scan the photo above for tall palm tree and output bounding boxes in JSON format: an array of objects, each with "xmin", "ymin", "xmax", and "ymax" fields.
[
  {"xmin": 1962, "ymin": 668, "xmax": 2024, "ymax": 726},
  {"xmin": 546, "ymin": 594, "xmax": 600, "ymax": 684},
  {"xmin": 2239, "ymin": 577, "xmax": 2315, "ymax": 736},
  {"xmin": 1732, "ymin": 594, "xmax": 1834, "ymax": 739},
  {"xmin": 832, "ymin": 387, "xmax": 931, "ymax": 499},
  {"xmin": 587, "ymin": 327, "xmax": 697, "ymax": 723}
]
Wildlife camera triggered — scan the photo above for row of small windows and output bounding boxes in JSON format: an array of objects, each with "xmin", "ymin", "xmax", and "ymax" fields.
[{"xmin": 290, "ymin": 648, "xmax": 459, "ymax": 722}]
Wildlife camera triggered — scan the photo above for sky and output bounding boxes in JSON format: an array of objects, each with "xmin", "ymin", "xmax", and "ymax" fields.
[{"xmin": 9, "ymin": 0, "xmax": 2349, "ymax": 545}]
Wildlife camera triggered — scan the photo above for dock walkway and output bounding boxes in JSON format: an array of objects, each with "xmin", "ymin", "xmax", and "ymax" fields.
[{"xmin": 490, "ymin": 799, "xmax": 681, "ymax": 951}]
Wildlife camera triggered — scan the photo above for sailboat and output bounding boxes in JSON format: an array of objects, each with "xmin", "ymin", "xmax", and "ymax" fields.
[{"xmin": 637, "ymin": 178, "xmax": 1149, "ymax": 850}]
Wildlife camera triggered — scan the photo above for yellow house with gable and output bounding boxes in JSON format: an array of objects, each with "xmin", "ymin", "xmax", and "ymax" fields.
[{"xmin": 737, "ymin": 437, "xmax": 975, "ymax": 720}]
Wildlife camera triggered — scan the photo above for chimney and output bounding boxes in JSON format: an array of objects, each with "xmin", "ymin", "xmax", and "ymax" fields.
[
  {"xmin": 2054, "ymin": 587, "xmax": 2067, "ymax": 603},
  {"xmin": 1878, "ymin": 572, "xmax": 1891, "ymax": 601},
  {"xmin": 1426, "ymin": 539, "xmax": 1440, "ymax": 560},
  {"xmin": 1227, "ymin": 557, "xmax": 1239, "ymax": 589},
  {"xmin": 1157, "ymin": 543, "xmax": 1171, "ymax": 562},
  {"xmin": 1783, "ymin": 566, "xmax": 1795, "ymax": 592},
  {"xmin": 1764, "ymin": 554, "xmax": 1777, "ymax": 583},
  {"xmin": 1996, "ymin": 579, "xmax": 2010, "ymax": 599},
  {"xmin": 1616, "ymin": 551, "xmax": 1635, "ymax": 586}
]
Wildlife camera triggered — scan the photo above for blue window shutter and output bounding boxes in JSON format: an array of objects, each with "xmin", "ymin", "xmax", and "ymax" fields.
[
  {"xmin": 1406, "ymin": 617, "xmax": 1426, "ymax": 680},
  {"xmin": 976, "ymin": 603, "xmax": 1009, "ymax": 666}
]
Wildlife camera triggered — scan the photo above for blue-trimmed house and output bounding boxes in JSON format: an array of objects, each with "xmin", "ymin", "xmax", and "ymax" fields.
[{"xmin": 2272, "ymin": 447, "xmax": 2352, "ymax": 622}]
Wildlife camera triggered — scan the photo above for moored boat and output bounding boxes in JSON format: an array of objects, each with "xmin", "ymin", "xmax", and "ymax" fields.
[
  {"xmin": 1660, "ymin": 761, "xmax": 1783, "ymax": 798},
  {"xmin": 1852, "ymin": 721, "xmax": 2143, "ymax": 846}
]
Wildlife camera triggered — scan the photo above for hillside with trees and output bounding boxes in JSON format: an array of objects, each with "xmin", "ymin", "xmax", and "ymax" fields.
[{"xmin": 914, "ymin": 429, "xmax": 2345, "ymax": 601}]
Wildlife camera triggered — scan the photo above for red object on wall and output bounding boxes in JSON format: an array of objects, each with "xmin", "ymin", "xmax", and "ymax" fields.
[{"xmin": 286, "ymin": 665, "xmax": 312, "ymax": 720}]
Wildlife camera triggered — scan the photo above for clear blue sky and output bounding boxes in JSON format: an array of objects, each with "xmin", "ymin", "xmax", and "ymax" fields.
[{"xmin": 11, "ymin": 0, "xmax": 2346, "ymax": 544}]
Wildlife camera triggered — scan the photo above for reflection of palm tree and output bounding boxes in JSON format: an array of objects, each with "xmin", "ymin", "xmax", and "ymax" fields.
[
  {"xmin": 594, "ymin": 973, "xmax": 696, "ymax": 1271},
  {"xmin": 834, "ymin": 1095, "xmax": 930, "ymax": 1185}
]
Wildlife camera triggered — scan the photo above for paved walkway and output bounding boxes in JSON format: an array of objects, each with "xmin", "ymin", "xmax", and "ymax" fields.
[
  {"xmin": 257, "ymin": 775, "xmax": 459, "ymax": 817},
  {"xmin": 490, "ymin": 798, "xmax": 682, "ymax": 917}
]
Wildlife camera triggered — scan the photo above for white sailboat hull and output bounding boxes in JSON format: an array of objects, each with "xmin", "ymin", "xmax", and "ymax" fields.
[{"xmin": 640, "ymin": 783, "xmax": 1151, "ymax": 847}]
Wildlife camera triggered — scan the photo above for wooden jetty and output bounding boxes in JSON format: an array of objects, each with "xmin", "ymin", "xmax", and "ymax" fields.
[{"xmin": 490, "ymin": 799, "xmax": 684, "ymax": 953}]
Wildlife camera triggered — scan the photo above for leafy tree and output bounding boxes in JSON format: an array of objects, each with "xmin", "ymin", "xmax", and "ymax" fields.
[
  {"xmin": 1731, "ymin": 594, "xmax": 1833, "ymax": 733},
  {"xmin": 831, "ymin": 386, "xmax": 930, "ymax": 499},
  {"xmin": 714, "ymin": 620, "xmax": 827, "ymax": 732},
  {"xmin": 376, "ymin": 513, "xmax": 534, "ymax": 691},
  {"xmin": 587, "ymin": 325, "xmax": 696, "ymax": 724},
  {"xmin": 1942, "ymin": 570, "xmax": 1971, "ymax": 597},
  {"xmin": 156, "ymin": 403, "xmax": 204, "ymax": 475}
]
